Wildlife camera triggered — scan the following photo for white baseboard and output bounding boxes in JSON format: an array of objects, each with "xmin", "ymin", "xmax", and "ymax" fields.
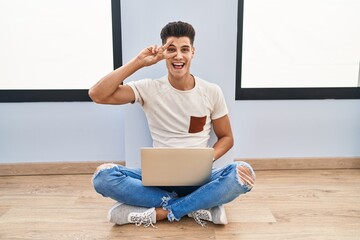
[
  {"xmin": 236, "ymin": 157, "xmax": 360, "ymax": 170},
  {"xmin": 0, "ymin": 161, "xmax": 125, "ymax": 176},
  {"xmin": 1, "ymin": 157, "xmax": 359, "ymax": 176}
]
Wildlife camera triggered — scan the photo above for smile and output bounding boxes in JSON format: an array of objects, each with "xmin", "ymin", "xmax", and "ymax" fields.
[{"xmin": 172, "ymin": 63, "xmax": 185, "ymax": 69}]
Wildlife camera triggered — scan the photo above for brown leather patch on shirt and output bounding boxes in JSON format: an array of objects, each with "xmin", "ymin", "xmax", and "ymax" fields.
[{"xmin": 188, "ymin": 116, "xmax": 206, "ymax": 133}]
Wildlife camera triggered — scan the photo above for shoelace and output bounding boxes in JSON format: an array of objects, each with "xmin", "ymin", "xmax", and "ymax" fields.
[
  {"xmin": 191, "ymin": 210, "xmax": 211, "ymax": 227},
  {"xmin": 129, "ymin": 208, "xmax": 156, "ymax": 228}
]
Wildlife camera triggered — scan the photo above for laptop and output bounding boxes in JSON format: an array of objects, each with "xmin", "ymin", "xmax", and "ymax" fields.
[{"xmin": 141, "ymin": 147, "xmax": 214, "ymax": 186}]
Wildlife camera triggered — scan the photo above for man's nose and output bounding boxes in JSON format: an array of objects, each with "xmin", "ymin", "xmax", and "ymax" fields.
[{"xmin": 174, "ymin": 50, "xmax": 183, "ymax": 59}]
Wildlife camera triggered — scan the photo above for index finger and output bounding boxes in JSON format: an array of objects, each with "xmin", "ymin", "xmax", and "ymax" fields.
[{"xmin": 162, "ymin": 39, "xmax": 174, "ymax": 50}]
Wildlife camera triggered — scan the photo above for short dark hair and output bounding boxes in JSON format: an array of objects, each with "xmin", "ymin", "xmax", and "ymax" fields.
[{"xmin": 160, "ymin": 21, "xmax": 195, "ymax": 45}]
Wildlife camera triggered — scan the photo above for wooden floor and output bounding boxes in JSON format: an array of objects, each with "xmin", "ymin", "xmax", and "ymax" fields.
[{"xmin": 1, "ymin": 169, "xmax": 360, "ymax": 240}]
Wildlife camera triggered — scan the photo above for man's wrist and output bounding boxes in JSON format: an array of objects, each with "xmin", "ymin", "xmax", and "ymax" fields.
[{"xmin": 131, "ymin": 56, "xmax": 147, "ymax": 69}]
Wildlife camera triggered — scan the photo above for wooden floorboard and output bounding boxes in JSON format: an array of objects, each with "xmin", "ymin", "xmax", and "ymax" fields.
[{"xmin": 1, "ymin": 169, "xmax": 360, "ymax": 240}]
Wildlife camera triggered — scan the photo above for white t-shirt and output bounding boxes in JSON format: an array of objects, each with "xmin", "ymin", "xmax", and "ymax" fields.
[{"xmin": 126, "ymin": 75, "xmax": 228, "ymax": 147}]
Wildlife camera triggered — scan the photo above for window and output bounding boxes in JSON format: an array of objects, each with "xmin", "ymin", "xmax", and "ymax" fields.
[
  {"xmin": 0, "ymin": 0, "xmax": 122, "ymax": 102},
  {"xmin": 236, "ymin": 0, "xmax": 360, "ymax": 100}
]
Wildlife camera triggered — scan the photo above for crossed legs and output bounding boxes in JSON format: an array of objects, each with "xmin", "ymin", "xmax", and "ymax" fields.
[{"xmin": 93, "ymin": 161, "xmax": 256, "ymax": 223}]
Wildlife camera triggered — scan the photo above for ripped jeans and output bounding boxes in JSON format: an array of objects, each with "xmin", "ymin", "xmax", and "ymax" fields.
[{"xmin": 92, "ymin": 162, "xmax": 255, "ymax": 222}]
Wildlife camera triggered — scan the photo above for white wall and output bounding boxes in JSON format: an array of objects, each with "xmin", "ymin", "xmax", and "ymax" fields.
[
  {"xmin": 233, "ymin": 100, "xmax": 360, "ymax": 158},
  {"xmin": 0, "ymin": 102, "xmax": 125, "ymax": 163},
  {"xmin": 1, "ymin": 0, "xmax": 359, "ymax": 164}
]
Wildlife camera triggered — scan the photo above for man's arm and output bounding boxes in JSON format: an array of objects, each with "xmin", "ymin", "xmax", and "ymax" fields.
[
  {"xmin": 88, "ymin": 58, "xmax": 141, "ymax": 105},
  {"xmin": 212, "ymin": 115, "xmax": 234, "ymax": 161},
  {"xmin": 88, "ymin": 41, "xmax": 176, "ymax": 105}
]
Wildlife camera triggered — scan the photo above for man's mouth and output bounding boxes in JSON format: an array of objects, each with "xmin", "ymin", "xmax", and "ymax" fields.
[{"xmin": 172, "ymin": 63, "xmax": 185, "ymax": 69}]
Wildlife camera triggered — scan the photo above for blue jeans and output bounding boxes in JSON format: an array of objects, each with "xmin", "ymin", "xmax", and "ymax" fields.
[{"xmin": 92, "ymin": 161, "xmax": 255, "ymax": 221}]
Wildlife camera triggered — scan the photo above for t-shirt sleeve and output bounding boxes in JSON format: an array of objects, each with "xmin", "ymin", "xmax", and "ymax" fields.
[
  {"xmin": 211, "ymin": 85, "xmax": 229, "ymax": 120},
  {"xmin": 126, "ymin": 79, "xmax": 152, "ymax": 106}
]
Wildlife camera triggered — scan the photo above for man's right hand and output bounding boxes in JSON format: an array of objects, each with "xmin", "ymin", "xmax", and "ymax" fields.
[{"xmin": 137, "ymin": 39, "xmax": 177, "ymax": 67}]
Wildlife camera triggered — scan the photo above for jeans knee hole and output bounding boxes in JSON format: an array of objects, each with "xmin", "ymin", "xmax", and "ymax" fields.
[
  {"xmin": 95, "ymin": 163, "xmax": 117, "ymax": 172},
  {"xmin": 236, "ymin": 165, "xmax": 255, "ymax": 188}
]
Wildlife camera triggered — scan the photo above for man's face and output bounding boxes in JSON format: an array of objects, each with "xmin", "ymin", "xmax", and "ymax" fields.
[{"xmin": 164, "ymin": 36, "xmax": 194, "ymax": 79}]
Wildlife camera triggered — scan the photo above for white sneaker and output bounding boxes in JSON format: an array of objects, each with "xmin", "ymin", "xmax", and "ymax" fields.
[
  {"xmin": 188, "ymin": 205, "xmax": 228, "ymax": 226},
  {"xmin": 107, "ymin": 202, "xmax": 156, "ymax": 227}
]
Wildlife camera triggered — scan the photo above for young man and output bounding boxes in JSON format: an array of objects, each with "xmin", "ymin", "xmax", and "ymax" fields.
[{"xmin": 90, "ymin": 21, "xmax": 255, "ymax": 227}]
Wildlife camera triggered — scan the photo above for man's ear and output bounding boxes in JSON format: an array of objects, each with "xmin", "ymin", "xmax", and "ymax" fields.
[{"xmin": 192, "ymin": 47, "xmax": 195, "ymax": 57}]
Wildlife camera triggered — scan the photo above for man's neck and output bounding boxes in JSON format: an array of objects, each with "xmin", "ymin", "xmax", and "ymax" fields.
[{"xmin": 168, "ymin": 74, "xmax": 195, "ymax": 91}]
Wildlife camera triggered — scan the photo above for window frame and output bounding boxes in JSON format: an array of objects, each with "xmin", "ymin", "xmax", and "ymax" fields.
[
  {"xmin": 0, "ymin": 0, "xmax": 122, "ymax": 102},
  {"xmin": 235, "ymin": 0, "xmax": 360, "ymax": 100}
]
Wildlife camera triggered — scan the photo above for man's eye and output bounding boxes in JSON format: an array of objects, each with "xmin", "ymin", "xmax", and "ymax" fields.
[
  {"xmin": 168, "ymin": 48, "xmax": 176, "ymax": 52},
  {"xmin": 182, "ymin": 48, "xmax": 190, "ymax": 52}
]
